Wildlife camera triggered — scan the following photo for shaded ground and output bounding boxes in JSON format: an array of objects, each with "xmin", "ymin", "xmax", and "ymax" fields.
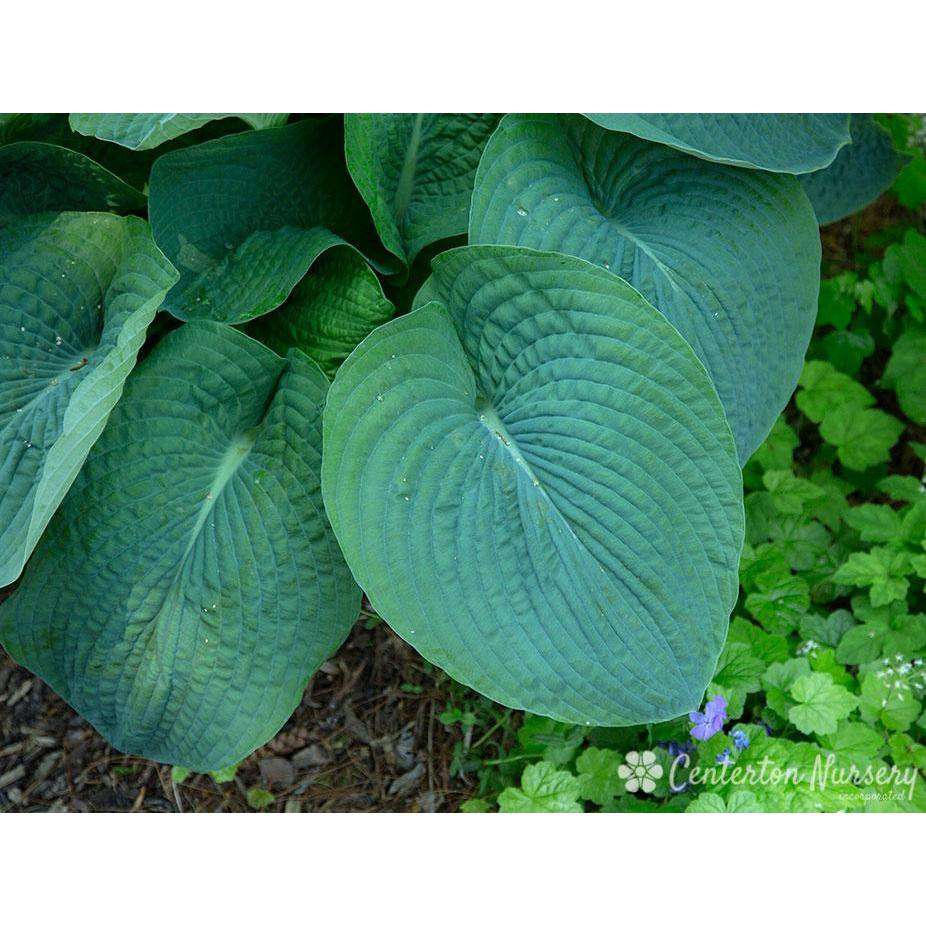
[{"xmin": 1, "ymin": 612, "xmax": 468, "ymax": 812}]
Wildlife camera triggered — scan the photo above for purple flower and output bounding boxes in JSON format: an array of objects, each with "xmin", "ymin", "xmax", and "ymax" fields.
[
  {"xmin": 665, "ymin": 739, "xmax": 695, "ymax": 759},
  {"xmin": 716, "ymin": 748, "xmax": 733, "ymax": 766},
  {"xmin": 731, "ymin": 729, "xmax": 750, "ymax": 751},
  {"xmin": 689, "ymin": 695, "xmax": 727, "ymax": 741}
]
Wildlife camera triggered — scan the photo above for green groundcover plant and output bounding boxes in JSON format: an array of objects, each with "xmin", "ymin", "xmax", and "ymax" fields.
[{"xmin": 1, "ymin": 113, "xmax": 924, "ymax": 812}]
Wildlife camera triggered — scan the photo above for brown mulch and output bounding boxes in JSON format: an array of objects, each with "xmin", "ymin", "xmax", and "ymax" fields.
[
  {"xmin": 819, "ymin": 196, "xmax": 913, "ymax": 271},
  {"xmin": 0, "ymin": 616, "xmax": 468, "ymax": 812}
]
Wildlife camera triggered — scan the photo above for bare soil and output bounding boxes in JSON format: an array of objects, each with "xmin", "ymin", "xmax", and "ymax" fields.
[{"xmin": 1, "ymin": 613, "xmax": 468, "ymax": 812}]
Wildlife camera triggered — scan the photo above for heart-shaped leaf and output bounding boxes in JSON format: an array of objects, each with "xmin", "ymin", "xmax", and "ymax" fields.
[
  {"xmin": 345, "ymin": 113, "xmax": 500, "ymax": 266},
  {"xmin": 243, "ymin": 247, "xmax": 395, "ymax": 378},
  {"xmin": 0, "ymin": 212, "xmax": 177, "ymax": 586},
  {"xmin": 69, "ymin": 113, "xmax": 289, "ymax": 150},
  {"xmin": 0, "ymin": 321, "xmax": 360, "ymax": 769},
  {"xmin": 584, "ymin": 113, "xmax": 850, "ymax": 173},
  {"xmin": 469, "ymin": 113, "xmax": 821, "ymax": 461},
  {"xmin": 0, "ymin": 143, "xmax": 146, "ymax": 226},
  {"xmin": 800, "ymin": 115, "xmax": 906, "ymax": 225},
  {"xmin": 322, "ymin": 245, "xmax": 744, "ymax": 726},
  {"xmin": 149, "ymin": 117, "xmax": 393, "ymax": 324}
]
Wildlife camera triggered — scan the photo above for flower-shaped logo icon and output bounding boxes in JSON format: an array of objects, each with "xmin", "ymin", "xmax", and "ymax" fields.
[{"xmin": 618, "ymin": 750, "xmax": 663, "ymax": 793}]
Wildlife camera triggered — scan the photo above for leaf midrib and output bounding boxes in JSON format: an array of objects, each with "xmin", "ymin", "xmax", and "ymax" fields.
[
  {"xmin": 181, "ymin": 428, "xmax": 258, "ymax": 561},
  {"xmin": 473, "ymin": 391, "xmax": 696, "ymax": 698},
  {"xmin": 393, "ymin": 114, "xmax": 425, "ymax": 229}
]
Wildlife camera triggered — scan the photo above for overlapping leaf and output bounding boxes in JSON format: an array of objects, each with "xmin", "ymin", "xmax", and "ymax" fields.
[
  {"xmin": 584, "ymin": 113, "xmax": 850, "ymax": 173},
  {"xmin": 244, "ymin": 247, "xmax": 395, "ymax": 378},
  {"xmin": 69, "ymin": 113, "xmax": 289, "ymax": 150},
  {"xmin": 344, "ymin": 113, "xmax": 500, "ymax": 266},
  {"xmin": 800, "ymin": 115, "xmax": 905, "ymax": 224},
  {"xmin": 882, "ymin": 326, "xmax": 926, "ymax": 425},
  {"xmin": 0, "ymin": 212, "xmax": 177, "ymax": 586},
  {"xmin": 149, "ymin": 118, "xmax": 392, "ymax": 324},
  {"xmin": 470, "ymin": 113, "xmax": 821, "ymax": 461},
  {"xmin": 1, "ymin": 113, "xmax": 161, "ymax": 191},
  {"xmin": 0, "ymin": 321, "xmax": 360, "ymax": 769},
  {"xmin": 322, "ymin": 246, "xmax": 744, "ymax": 726},
  {"xmin": 0, "ymin": 143, "xmax": 145, "ymax": 226}
]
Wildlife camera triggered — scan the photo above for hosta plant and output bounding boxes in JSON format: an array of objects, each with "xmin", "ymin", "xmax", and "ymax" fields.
[
  {"xmin": 0, "ymin": 112, "xmax": 913, "ymax": 773},
  {"xmin": 456, "ymin": 212, "xmax": 926, "ymax": 812}
]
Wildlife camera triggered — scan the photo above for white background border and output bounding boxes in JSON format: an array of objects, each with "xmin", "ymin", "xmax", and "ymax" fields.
[
  {"xmin": 3, "ymin": 1, "xmax": 922, "ymax": 110},
  {"xmin": 2, "ymin": 815, "xmax": 919, "ymax": 919},
  {"xmin": 2, "ymin": 0, "xmax": 922, "ymax": 916}
]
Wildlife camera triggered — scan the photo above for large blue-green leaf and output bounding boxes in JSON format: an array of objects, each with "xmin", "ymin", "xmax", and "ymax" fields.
[
  {"xmin": 0, "ymin": 321, "xmax": 360, "ymax": 769},
  {"xmin": 243, "ymin": 247, "xmax": 395, "ymax": 378},
  {"xmin": 149, "ymin": 118, "xmax": 392, "ymax": 325},
  {"xmin": 584, "ymin": 113, "xmax": 851, "ymax": 173},
  {"xmin": 0, "ymin": 212, "xmax": 177, "ymax": 587},
  {"xmin": 0, "ymin": 142, "xmax": 145, "ymax": 226},
  {"xmin": 800, "ymin": 115, "xmax": 905, "ymax": 225},
  {"xmin": 322, "ymin": 246, "xmax": 744, "ymax": 726},
  {"xmin": 469, "ymin": 113, "xmax": 821, "ymax": 462},
  {"xmin": 69, "ymin": 113, "xmax": 288, "ymax": 151},
  {"xmin": 344, "ymin": 113, "xmax": 500, "ymax": 265}
]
